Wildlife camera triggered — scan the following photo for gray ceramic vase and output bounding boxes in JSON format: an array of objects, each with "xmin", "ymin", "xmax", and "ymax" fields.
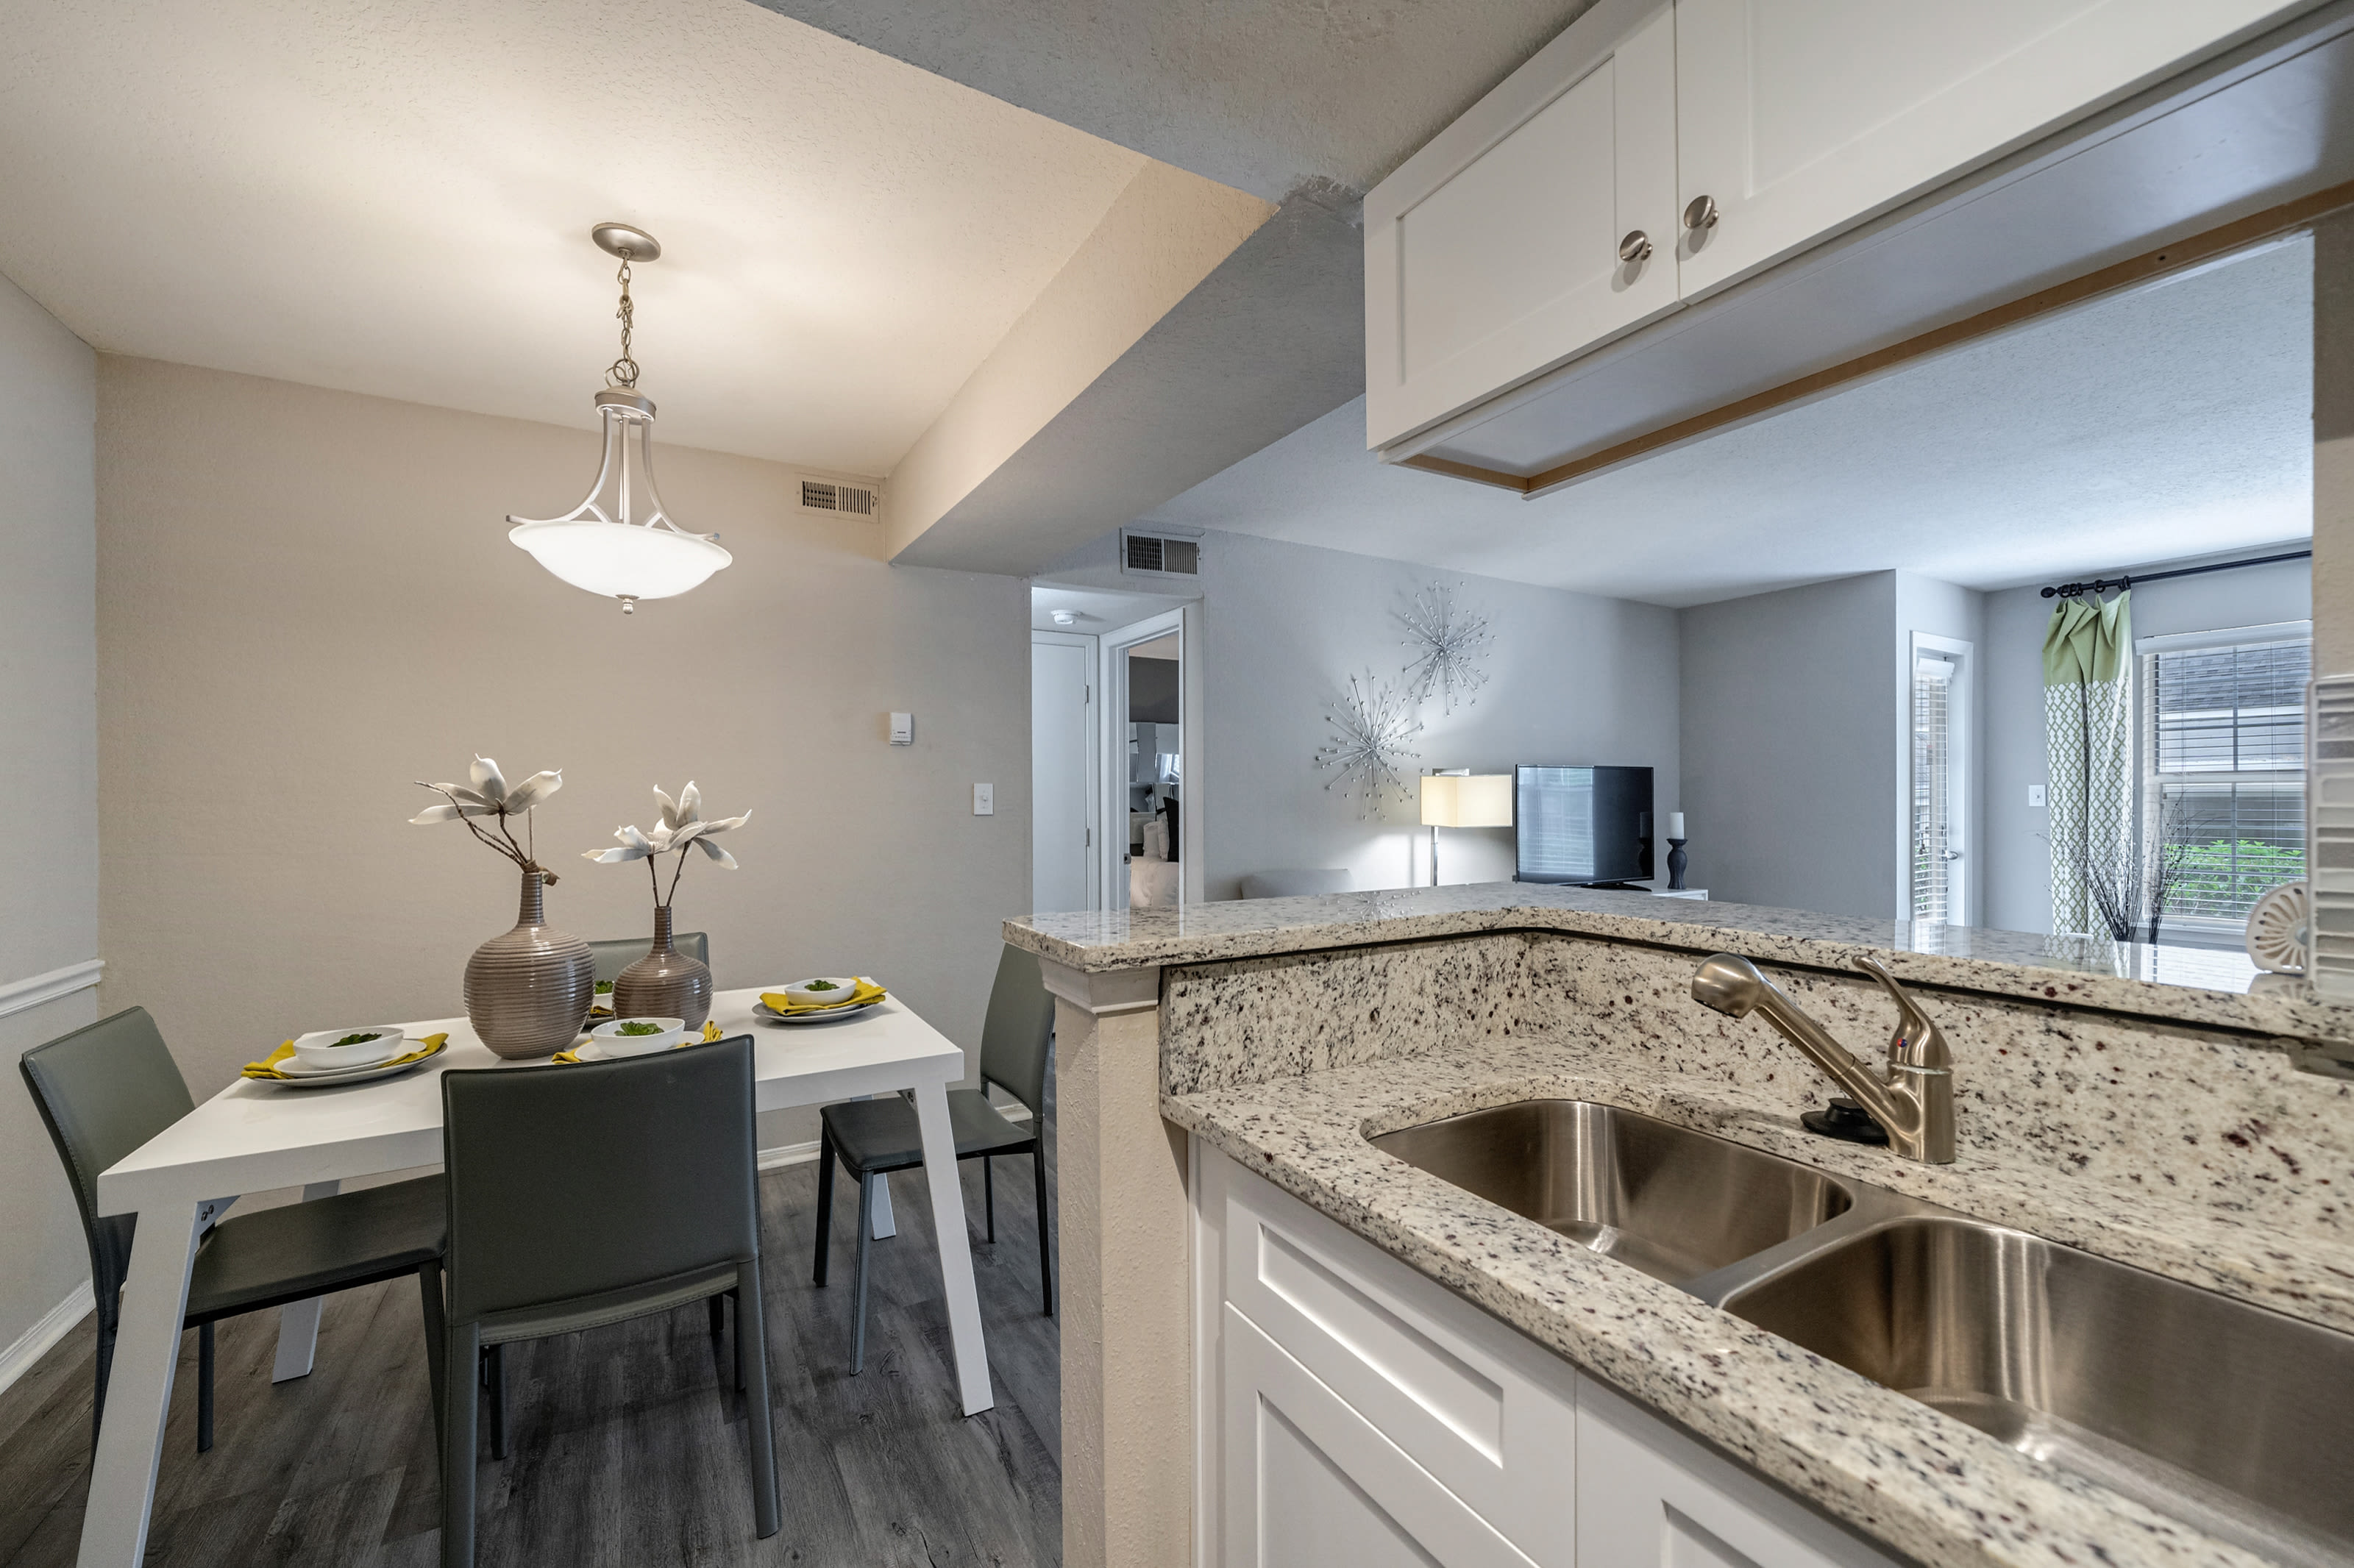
[
  {"xmin": 614, "ymin": 903, "xmax": 714, "ymax": 1029},
  {"xmin": 464, "ymin": 869, "xmax": 594, "ymax": 1059}
]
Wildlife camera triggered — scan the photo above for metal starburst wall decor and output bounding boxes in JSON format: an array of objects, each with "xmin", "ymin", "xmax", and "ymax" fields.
[
  {"xmin": 1399, "ymin": 582, "xmax": 1493, "ymax": 715},
  {"xmin": 1315, "ymin": 671, "xmax": 1423, "ymax": 817}
]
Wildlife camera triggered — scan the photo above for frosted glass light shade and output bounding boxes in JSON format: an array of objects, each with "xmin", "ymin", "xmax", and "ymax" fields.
[
  {"xmin": 507, "ymin": 388, "xmax": 731, "ymax": 608},
  {"xmin": 508, "ymin": 517, "xmax": 730, "ymax": 601},
  {"xmin": 1422, "ymin": 773, "xmax": 1512, "ymax": 828}
]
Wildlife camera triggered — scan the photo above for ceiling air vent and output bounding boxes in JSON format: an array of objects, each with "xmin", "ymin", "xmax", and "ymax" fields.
[
  {"xmin": 1122, "ymin": 528, "xmax": 1201, "ymax": 577},
  {"xmin": 800, "ymin": 478, "xmax": 880, "ymax": 518}
]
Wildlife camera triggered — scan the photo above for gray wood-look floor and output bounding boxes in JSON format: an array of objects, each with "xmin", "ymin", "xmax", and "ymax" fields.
[{"xmin": 0, "ymin": 1129, "xmax": 1060, "ymax": 1567}]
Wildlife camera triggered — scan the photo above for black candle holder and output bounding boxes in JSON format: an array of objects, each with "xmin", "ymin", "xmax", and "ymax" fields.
[{"xmin": 1665, "ymin": 838, "xmax": 1689, "ymax": 891}]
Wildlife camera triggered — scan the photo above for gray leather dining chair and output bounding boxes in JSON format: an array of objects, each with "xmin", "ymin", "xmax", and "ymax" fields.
[
  {"xmin": 437, "ymin": 1035, "xmax": 778, "ymax": 1567},
  {"xmin": 586, "ymin": 931, "xmax": 709, "ymax": 986},
  {"xmin": 20, "ymin": 1007, "xmax": 447, "ymax": 1456},
  {"xmin": 812, "ymin": 944, "xmax": 1054, "ymax": 1372}
]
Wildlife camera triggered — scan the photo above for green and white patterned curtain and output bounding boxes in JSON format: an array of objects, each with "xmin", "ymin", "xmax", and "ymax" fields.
[{"xmin": 2044, "ymin": 591, "xmax": 2134, "ymax": 936}]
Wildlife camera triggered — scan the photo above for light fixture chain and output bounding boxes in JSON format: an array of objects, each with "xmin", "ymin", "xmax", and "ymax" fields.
[{"xmin": 605, "ymin": 254, "xmax": 640, "ymax": 389}]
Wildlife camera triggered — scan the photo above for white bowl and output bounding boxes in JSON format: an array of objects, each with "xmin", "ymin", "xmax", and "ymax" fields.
[
  {"xmin": 780, "ymin": 978, "xmax": 862, "ymax": 1008},
  {"xmin": 589, "ymin": 1016, "xmax": 691, "ymax": 1058},
  {"xmin": 589, "ymin": 983, "xmax": 618, "ymax": 1011},
  {"xmin": 291, "ymin": 1027, "xmax": 405, "ymax": 1071}
]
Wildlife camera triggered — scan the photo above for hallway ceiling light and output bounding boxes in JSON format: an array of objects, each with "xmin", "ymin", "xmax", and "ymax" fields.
[{"xmin": 509, "ymin": 224, "xmax": 731, "ymax": 614}]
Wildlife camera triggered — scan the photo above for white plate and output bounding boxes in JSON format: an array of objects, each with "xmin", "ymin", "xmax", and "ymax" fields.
[
  {"xmin": 260, "ymin": 1044, "xmax": 442, "ymax": 1089},
  {"xmin": 754, "ymin": 998, "xmax": 881, "ymax": 1026},
  {"xmin": 289, "ymin": 1026, "xmax": 405, "ymax": 1070},
  {"xmin": 571, "ymin": 1037, "xmax": 700, "ymax": 1062}
]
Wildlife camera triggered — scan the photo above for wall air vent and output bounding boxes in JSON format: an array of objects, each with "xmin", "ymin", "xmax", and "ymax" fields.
[
  {"xmin": 800, "ymin": 479, "xmax": 880, "ymax": 518},
  {"xmin": 1122, "ymin": 528, "xmax": 1201, "ymax": 577}
]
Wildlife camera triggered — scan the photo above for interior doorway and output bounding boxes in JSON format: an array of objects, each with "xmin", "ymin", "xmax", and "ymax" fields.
[{"xmin": 1100, "ymin": 607, "xmax": 1202, "ymax": 910}]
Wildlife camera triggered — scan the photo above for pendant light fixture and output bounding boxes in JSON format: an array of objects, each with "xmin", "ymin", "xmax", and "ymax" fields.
[{"xmin": 508, "ymin": 223, "xmax": 731, "ymax": 613}]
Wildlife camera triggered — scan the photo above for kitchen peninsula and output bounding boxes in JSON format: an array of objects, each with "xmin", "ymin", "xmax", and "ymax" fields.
[{"xmin": 1007, "ymin": 883, "xmax": 2354, "ymax": 1568}]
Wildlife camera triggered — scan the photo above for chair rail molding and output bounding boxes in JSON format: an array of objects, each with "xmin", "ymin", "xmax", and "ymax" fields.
[{"xmin": 0, "ymin": 958, "xmax": 104, "ymax": 1021}]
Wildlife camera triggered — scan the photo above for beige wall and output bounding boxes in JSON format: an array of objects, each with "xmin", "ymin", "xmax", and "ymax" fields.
[
  {"xmin": 96, "ymin": 357, "xmax": 1030, "ymax": 1147},
  {"xmin": 0, "ymin": 271, "xmax": 101, "ymax": 1361}
]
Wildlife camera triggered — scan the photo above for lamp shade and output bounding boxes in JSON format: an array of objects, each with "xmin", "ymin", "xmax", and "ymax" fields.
[
  {"xmin": 1421, "ymin": 773, "xmax": 1512, "ymax": 828},
  {"xmin": 508, "ymin": 516, "xmax": 731, "ymax": 601}
]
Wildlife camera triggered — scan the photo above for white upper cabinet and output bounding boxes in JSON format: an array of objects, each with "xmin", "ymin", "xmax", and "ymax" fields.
[
  {"xmin": 1365, "ymin": 0, "xmax": 1679, "ymax": 451},
  {"xmin": 1671, "ymin": 0, "xmax": 2309, "ymax": 298}
]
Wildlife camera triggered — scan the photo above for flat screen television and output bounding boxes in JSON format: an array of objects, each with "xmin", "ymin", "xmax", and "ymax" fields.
[{"xmin": 1515, "ymin": 766, "xmax": 1654, "ymax": 885}]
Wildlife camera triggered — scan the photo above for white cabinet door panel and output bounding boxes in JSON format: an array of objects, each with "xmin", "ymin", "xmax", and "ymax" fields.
[
  {"xmin": 1224, "ymin": 1305, "xmax": 1535, "ymax": 1568},
  {"xmin": 1674, "ymin": 0, "xmax": 2308, "ymax": 296},
  {"xmin": 1365, "ymin": 0, "xmax": 1679, "ymax": 449},
  {"xmin": 1576, "ymin": 1380, "xmax": 1903, "ymax": 1568},
  {"xmin": 1211, "ymin": 1151, "xmax": 1577, "ymax": 1567}
]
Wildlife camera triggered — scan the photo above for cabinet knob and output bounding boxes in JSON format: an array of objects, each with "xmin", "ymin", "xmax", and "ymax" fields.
[
  {"xmin": 1618, "ymin": 229, "xmax": 1654, "ymax": 264},
  {"xmin": 1684, "ymin": 194, "xmax": 1719, "ymax": 232}
]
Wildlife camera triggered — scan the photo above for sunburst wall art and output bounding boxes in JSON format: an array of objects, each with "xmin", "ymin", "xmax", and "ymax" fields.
[
  {"xmin": 1315, "ymin": 670, "xmax": 1423, "ymax": 818},
  {"xmin": 1398, "ymin": 581, "xmax": 1493, "ymax": 715}
]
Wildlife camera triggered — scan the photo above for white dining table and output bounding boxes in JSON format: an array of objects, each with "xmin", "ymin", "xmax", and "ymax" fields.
[{"xmin": 76, "ymin": 986, "xmax": 994, "ymax": 1568}]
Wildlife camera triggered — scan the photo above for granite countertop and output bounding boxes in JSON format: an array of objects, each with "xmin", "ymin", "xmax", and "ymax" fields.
[
  {"xmin": 1167, "ymin": 1037, "xmax": 2339, "ymax": 1568},
  {"xmin": 1006, "ymin": 883, "xmax": 2352, "ymax": 1047}
]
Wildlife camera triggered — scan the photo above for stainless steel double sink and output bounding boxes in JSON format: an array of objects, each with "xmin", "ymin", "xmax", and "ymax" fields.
[{"xmin": 1370, "ymin": 1101, "xmax": 2354, "ymax": 1567}]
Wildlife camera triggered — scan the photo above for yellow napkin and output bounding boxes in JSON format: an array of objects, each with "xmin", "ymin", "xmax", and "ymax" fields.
[
  {"xmin": 552, "ymin": 1019, "xmax": 725, "ymax": 1065},
  {"xmin": 760, "ymin": 978, "xmax": 886, "ymax": 1013},
  {"xmin": 243, "ymin": 1033, "xmax": 448, "ymax": 1081}
]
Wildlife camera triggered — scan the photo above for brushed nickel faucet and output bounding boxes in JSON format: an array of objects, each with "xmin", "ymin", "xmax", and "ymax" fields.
[{"xmin": 1691, "ymin": 953, "xmax": 1955, "ymax": 1163}]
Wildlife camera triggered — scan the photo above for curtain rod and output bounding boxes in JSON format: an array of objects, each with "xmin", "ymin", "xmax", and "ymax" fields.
[{"xmin": 2038, "ymin": 548, "xmax": 2313, "ymax": 600}]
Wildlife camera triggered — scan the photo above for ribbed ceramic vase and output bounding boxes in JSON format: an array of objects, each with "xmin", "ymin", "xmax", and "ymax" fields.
[
  {"xmin": 464, "ymin": 870, "xmax": 594, "ymax": 1059},
  {"xmin": 613, "ymin": 903, "xmax": 713, "ymax": 1029}
]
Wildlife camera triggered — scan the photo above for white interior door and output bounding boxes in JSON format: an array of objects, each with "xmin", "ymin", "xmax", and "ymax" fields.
[
  {"xmin": 1673, "ymin": 0, "xmax": 2304, "ymax": 299},
  {"xmin": 1031, "ymin": 633, "xmax": 1096, "ymax": 913}
]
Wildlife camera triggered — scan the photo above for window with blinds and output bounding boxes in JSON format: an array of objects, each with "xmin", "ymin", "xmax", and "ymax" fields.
[
  {"xmin": 2144, "ymin": 635, "xmax": 2308, "ymax": 927},
  {"xmin": 1910, "ymin": 647, "xmax": 1963, "ymax": 924}
]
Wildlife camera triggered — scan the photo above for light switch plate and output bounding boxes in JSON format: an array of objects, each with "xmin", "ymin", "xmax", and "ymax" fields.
[
  {"xmin": 889, "ymin": 712, "xmax": 912, "ymax": 746},
  {"xmin": 972, "ymin": 783, "xmax": 994, "ymax": 816},
  {"xmin": 2027, "ymin": 784, "xmax": 2047, "ymax": 808}
]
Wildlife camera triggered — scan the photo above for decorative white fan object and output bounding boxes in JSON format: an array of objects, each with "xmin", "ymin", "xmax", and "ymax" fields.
[{"xmin": 2245, "ymin": 880, "xmax": 2309, "ymax": 974}]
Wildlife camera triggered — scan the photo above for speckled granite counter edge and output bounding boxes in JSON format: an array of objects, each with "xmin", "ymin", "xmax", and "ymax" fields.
[
  {"xmin": 1167, "ymin": 1055, "xmax": 2304, "ymax": 1568},
  {"xmin": 1006, "ymin": 885, "xmax": 2353, "ymax": 1047}
]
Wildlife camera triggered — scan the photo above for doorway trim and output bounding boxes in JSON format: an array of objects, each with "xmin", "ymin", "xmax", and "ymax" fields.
[
  {"xmin": 1906, "ymin": 632, "xmax": 1974, "ymax": 927},
  {"xmin": 1100, "ymin": 607, "xmax": 1205, "ymax": 908}
]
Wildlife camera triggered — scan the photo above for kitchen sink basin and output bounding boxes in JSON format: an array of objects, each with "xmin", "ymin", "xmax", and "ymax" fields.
[
  {"xmin": 1719, "ymin": 1216, "xmax": 2354, "ymax": 1567},
  {"xmin": 1368, "ymin": 1100, "xmax": 1856, "ymax": 1286}
]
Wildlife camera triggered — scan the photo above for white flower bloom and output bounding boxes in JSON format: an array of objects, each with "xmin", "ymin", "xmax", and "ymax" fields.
[
  {"xmin": 412, "ymin": 757, "xmax": 562, "ymax": 822},
  {"xmin": 584, "ymin": 785, "xmax": 748, "ymax": 877}
]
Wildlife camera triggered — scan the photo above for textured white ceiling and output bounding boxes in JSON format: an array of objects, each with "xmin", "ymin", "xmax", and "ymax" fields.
[
  {"xmin": 1031, "ymin": 583, "xmax": 1198, "ymax": 633},
  {"xmin": 0, "ymin": 0, "xmax": 1146, "ymax": 474},
  {"xmin": 1144, "ymin": 237, "xmax": 2314, "ymax": 606}
]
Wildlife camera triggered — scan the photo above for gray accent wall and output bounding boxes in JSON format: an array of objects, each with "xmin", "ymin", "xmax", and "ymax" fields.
[
  {"xmin": 1043, "ymin": 528, "xmax": 1680, "ymax": 902},
  {"xmin": 1677, "ymin": 570, "xmax": 1985, "ymax": 924},
  {"xmin": 0, "ymin": 270, "xmax": 100, "ymax": 1363}
]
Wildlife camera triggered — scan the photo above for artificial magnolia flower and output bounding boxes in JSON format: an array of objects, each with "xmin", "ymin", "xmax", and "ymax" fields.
[
  {"xmin": 584, "ymin": 782, "xmax": 750, "ymax": 900},
  {"xmin": 409, "ymin": 755, "xmax": 564, "ymax": 823},
  {"xmin": 408, "ymin": 755, "xmax": 566, "ymax": 880}
]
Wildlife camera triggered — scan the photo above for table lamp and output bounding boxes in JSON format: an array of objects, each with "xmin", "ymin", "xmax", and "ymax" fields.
[{"xmin": 1421, "ymin": 773, "xmax": 1513, "ymax": 885}]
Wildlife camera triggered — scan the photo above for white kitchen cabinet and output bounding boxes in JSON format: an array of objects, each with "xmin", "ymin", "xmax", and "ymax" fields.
[
  {"xmin": 1672, "ymin": 0, "xmax": 2309, "ymax": 298},
  {"xmin": 1196, "ymin": 1144, "xmax": 1904, "ymax": 1568},
  {"xmin": 1363, "ymin": 0, "xmax": 1679, "ymax": 450}
]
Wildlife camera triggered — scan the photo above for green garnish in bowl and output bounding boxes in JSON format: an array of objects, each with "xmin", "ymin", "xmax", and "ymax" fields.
[
  {"xmin": 806, "ymin": 979, "xmax": 841, "ymax": 992},
  {"xmin": 617, "ymin": 1021, "xmax": 663, "ymax": 1037},
  {"xmin": 594, "ymin": 980, "xmax": 614, "ymax": 995},
  {"xmin": 331, "ymin": 1032, "xmax": 383, "ymax": 1048}
]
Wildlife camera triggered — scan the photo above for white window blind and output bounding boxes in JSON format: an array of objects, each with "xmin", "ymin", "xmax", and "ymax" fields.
[{"xmin": 2144, "ymin": 635, "xmax": 2309, "ymax": 927}]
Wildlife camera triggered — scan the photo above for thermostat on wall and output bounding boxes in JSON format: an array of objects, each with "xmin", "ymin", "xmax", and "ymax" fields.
[{"xmin": 889, "ymin": 712, "xmax": 913, "ymax": 746}]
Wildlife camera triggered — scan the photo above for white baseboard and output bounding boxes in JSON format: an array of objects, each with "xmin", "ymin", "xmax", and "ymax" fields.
[
  {"xmin": 0, "ymin": 1282, "xmax": 94, "ymax": 1398},
  {"xmin": 754, "ymin": 1100, "xmax": 1032, "ymax": 1172}
]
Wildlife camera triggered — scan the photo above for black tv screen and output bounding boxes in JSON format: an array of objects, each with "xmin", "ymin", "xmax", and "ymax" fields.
[{"xmin": 1515, "ymin": 766, "xmax": 1654, "ymax": 885}]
